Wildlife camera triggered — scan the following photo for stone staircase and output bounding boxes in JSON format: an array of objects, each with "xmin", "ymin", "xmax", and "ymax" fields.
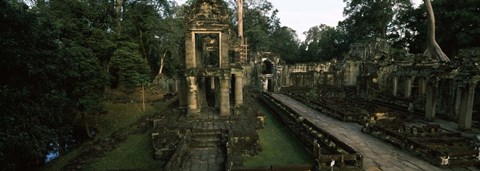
[{"xmin": 191, "ymin": 129, "xmax": 225, "ymax": 148}]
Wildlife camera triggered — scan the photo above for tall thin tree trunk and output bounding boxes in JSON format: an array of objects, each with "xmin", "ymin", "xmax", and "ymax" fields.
[
  {"xmin": 423, "ymin": 0, "xmax": 450, "ymax": 62},
  {"xmin": 139, "ymin": 29, "xmax": 147, "ymax": 60},
  {"xmin": 103, "ymin": 61, "xmax": 111, "ymax": 91},
  {"xmin": 116, "ymin": 0, "xmax": 122, "ymax": 36},
  {"xmin": 237, "ymin": 0, "xmax": 244, "ymax": 43},
  {"xmin": 158, "ymin": 52, "xmax": 166, "ymax": 75},
  {"xmin": 81, "ymin": 113, "xmax": 93, "ymax": 138}
]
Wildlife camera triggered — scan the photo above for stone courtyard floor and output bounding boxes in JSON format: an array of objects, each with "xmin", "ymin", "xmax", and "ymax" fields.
[{"xmin": 271, "ymin": 93, "xmax": 480, "ymax": 171}]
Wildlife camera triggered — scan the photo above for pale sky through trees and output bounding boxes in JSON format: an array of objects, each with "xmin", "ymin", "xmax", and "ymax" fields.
[{"xmin": 176, "ymin": 0, "xmax": 423, "ymax": 41}]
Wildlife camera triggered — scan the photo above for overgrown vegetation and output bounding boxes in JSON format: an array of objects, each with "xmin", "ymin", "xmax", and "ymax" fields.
[
  {"xmin": 2, "ymin": 0, "xmax": 479, "ymax": 169},
  {"xmin": 86, "ymin": 134, "xmax": 163, "ymax": 170},
  {"xmin": 243, "ymin": 102, "xmax": 312, "ymax": 167}
]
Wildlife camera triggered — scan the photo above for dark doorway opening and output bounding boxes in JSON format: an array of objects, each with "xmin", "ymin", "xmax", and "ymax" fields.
[
  {"xmin": 262, "ymin": 60, "xmax": 274, "ymax": 74},
  {"xmin": 195, "ymin": 33, "xmax": 220, "ymax": 67},
  {"xmin": 267, "ymin": 79, "xmax": 274, "ymax": 92},
  {"xmin": 205, "ymin": 77, "xmax": 216, "ymax": 107}
]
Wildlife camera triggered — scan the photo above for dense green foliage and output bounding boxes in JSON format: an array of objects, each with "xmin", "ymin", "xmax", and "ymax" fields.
[
  {"xmin": 298, "ymin": 24, "xmax": 349, "ymax": 62},
  {"xmin": 0, "ymin": 0, "xmax": 182, "ymax": 170},
  {"xmin": 402, "ymin": 0, "xmax": 480, "ymax": 57},
  {"xmin": 1, "ymin": 0, "xmax": 479, "ymax": 169},
  {"xmin": 0, "ymin": 1, "xmax": 104, "ymax": 169},
  {"xmin": 109, "ymin": 41, "xmax": 151, "ymax": 88},
  {"xmin": 294, "ymin": 0, "xmax": 480, "ymax": 62}
]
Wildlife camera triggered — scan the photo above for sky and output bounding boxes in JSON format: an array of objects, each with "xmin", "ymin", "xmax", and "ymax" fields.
[{"xmin": 176, "ymin": 0, "xmax": 423, "ymax": 41}]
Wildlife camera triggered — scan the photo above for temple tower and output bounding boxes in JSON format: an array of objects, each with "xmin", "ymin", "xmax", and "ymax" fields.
[{"xmin": 181, "ymin": 0, "xmax": 244, "ymax": 116}]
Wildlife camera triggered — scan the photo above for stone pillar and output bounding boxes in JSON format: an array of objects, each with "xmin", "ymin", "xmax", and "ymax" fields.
[
  {"xmin": 425, "ymin": 79, "xmax": 438, "ymax": 120},
  {"xmin": 333, "ymin": 73, "xmax": 338, "ymax": 87},
  {"xmin": 418, "ymin": 78, "xmax": 426, "ymax": 96},
  {"xmin": 185, "ymin": 33, "xmax": 195, "ymax": 68},
  {"xmin": 323, "ymin": 73, "xmax": 328, "ymax": 85},
  {"xmin": 235, "ymin": 74, "xmax": 243, "ymax": 107},
  {"xmin": 392, "ymin": 76, "xmax": 398, "ymax": 96},
  {"xmin": 454, "ymin": 86, "xmax": 462, "ymax": 120},
  {"xmin": 187, "ymin": 76, "xmax": 200, "ymax": 114},
  {"xmin": 215, "ymin": 77, "xmax": 220, "ymax": 108},
  {"xmin": 221, "ymin": 33, "xmax": 229, "ymax": 68},
  {"xmin": 404, "ymin": 76, "xmax": 413, "ymax": 98},
  {"xmin": 179, "ymin": 77, "xmax": 187, "ymax": 107},
  {"xmin": 174, "ymin": 78, "xmax": 179, "ymax": 92},
  {"xmin": 301, "ymin": 75, "xmax": 305, "ymax": 87},
  {"xmin": 210, "ymin": 77, "xmax": 215, "ymax": 90},
  {"xmin": 458, "ymin": 83, "xmax": 476, "ymax": 130},
  {"xmin": 198, "ymin": 77, "xmax": 207, "ymax": 107},
  {"xmin": 220, "ymin": 75, "xmax": 231, "ymax": 116}
]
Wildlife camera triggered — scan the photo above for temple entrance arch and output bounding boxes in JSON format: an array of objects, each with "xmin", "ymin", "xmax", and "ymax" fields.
[
  {"xmin": 262, "ymin": 60, "xmax": 274, "ymax": 74},
  {"xmin": 194, "ymin": 33, "xmax": 220, "ymax": 68}
]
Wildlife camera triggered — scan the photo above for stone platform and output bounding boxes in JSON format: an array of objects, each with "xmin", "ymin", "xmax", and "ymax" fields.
[{"xmin": 270, "ymin": 93, "xmax": 459, "ymax": 171}]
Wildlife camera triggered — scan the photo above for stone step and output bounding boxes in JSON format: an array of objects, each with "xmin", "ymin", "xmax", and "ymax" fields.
[{"xmin": 191, "ymin": 139, "xmax": 220, "ymax": 148}]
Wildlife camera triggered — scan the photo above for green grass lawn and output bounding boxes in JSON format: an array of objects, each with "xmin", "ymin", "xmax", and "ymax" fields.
[
  {"xmin": 243, "ymin": 103, "xmax": 313, "ymax": 167},
  {"xmin": 97, "ymin": 102, "xmax": 155, "ymax": 137},
  {"xmin": 85, "ymin": 133, "xmax": 164, "ymax": 170},
  {"xmin": 43, "ymin": 102, "xmax": 158, "ymax": 171}
]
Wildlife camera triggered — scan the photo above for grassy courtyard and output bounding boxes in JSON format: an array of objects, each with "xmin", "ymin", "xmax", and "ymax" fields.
[{"xmin": 243, "ymin": 102, "xmax": 313, "ymax": 167}]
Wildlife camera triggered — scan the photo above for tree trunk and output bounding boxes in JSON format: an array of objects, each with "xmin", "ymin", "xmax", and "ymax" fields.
[
  {"xmin": 237, "ymin": 0, "xmax": 244, "ymax": 43},
  {"xmin": 115, "ymin": 0, "xmax": 122, "ymax": 36},
  {"xmin": 423, "ymin": 0, "xmax": 450, "ymax": 62},
  {"xmin": 139, "ymin": 29, "xmax": 147, "ymax": 60},
  {"xmin": 158, "ymin": 52, "xmax": 166, "ymax": 75},
  {"xmin": 103, "ymin": 61, "xmax": 111, "ymax": 92},
  {"xmin": 81, "ymin": 113, "xmax": 93, "ymax": 138}
]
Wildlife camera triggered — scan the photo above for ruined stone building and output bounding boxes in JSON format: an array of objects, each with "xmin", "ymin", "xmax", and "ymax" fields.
[
  {"xmin": 263, "ymin": 37, "xmax": 480, "ymax": 131},
  {"xmin": 178, "ymin": 0, "xmax": 247, "ymax": 116},
  {"xmin": 254, "ymin": 52, "xmax": 361, "ymax": 92}
]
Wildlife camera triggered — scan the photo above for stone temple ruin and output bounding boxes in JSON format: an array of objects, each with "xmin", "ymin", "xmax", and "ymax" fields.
[
  {"xmin": 151, "ymin": 1, "xmax": 262, "ymax": 171},
  {"xmin": 177, "ymin": 0, "xmax": 247, "ymax": 116},
  {"xmin": 272, "ymin": 39, "xmax": 480, "ymax": 131},
  {"xmin": 151, "ymin": 0, "xmax": 480, "ymax": 170}
]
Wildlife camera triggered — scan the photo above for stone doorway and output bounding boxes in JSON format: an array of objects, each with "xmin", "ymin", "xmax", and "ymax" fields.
[{"xmin": 195, "ymin": 33, "xmax": 220, "ymax": 68}]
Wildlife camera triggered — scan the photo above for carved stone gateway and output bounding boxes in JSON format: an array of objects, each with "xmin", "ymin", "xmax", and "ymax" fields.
[{"xmin": 180, "ymin": 0, "xmax": 245, "ymax": 116}]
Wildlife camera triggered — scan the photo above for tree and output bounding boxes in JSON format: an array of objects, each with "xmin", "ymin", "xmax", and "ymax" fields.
[
  {"xmin": 403, "ymin": 0, "xmax": 480, "ymax": 58},
  {"xmin": 243, "ymin": 0, "xmax": 279, "ymax": 53},
  {"xmin": 269, "ymin": 26, "xmax": 299, "ymax": 63},
  {"xmin": 298, "ymin": 24, "xmax": 348, "ymax": 62},
  {"xmin": 122, "ymin": 0, "xmax": 183, "ymax": 77},
  {"xmin": 0, "ymin": 1, "xmax": 105, "ymax": 169},
  {"xmin": 422, "ymin": 0, "xmax": 450, "ymax": 62},
  {"xmin": 342, "ymin": 0, "xmax": 412, "ymax": 42},
  {"xmin": 109, "ymin": 41, "xmax": 151, "ymax": 89}
]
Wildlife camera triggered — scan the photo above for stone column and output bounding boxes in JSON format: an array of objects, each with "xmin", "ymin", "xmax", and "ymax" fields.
[
  {"xmin": 235, "ymin": 74, "xmax": 243, "ymax": 107},
  {"xmin": 322, "ymin": 73, "xmax": 327, "ymax": 85},
  {"xmin": 425, "ymin": 79, "xmax": 438, "ymax": 120},
  {"xmin": 454, "ymin": 86, "xmax": 462, "ymax": 120},
  {"xmin": 215, "ymin": 77, "xmax": 220, "ymax": 108},
  {"xmin": 418, "ymin": 78, "xmax": 426, "ymax": 96},
  {"xmin": 392, "ymin": 76, "xmax": 398, "ymax": 96},
  {"xmin": 210, "ymin": 77, "xmax": 215, "ymax": 90},
  {"xmin": 404, "ymin": 76, "xmax": 413, "ymax": 98},
  {"xmin": 198, "ymin": 77, "xmax": 207, "ymax": 108},
  {"xmin": 174, "ymin": 78, "xmax": 179, "ymax": 92},
  {"xmin": 333, "ymin": 73, "xmax": 338, "ymax": 87},
  {"xmin": 301, "ymin": 75, "xmax": 305, "ymax": 87},
  {"xmin": 178, "ymin": 77, "xmax": 187, "ymax": 107},
  {"xmin": 458, "ymin": 83, "xmax": 476, "ymax": 130},
  {"xmin": 187, "ymin": 76, "xmax": 200, "ymax": 114},
  {"xmin": 220, "ymin": 75, "xmax": 231, "ymax": 116},
  {"xmin": 185, "ymin": 33, "xmax": 195, "ymax": 68}
]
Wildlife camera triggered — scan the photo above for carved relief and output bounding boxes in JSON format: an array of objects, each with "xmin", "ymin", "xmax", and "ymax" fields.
[{"xmin": 186, "ymin": 0, "xmax": 228, "ymax": 26}]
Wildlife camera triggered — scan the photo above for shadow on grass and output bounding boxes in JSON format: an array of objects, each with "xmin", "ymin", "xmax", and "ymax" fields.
[{"xmin": 243, "ymin": 100, "xmax": 313, "ymax": 167}]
